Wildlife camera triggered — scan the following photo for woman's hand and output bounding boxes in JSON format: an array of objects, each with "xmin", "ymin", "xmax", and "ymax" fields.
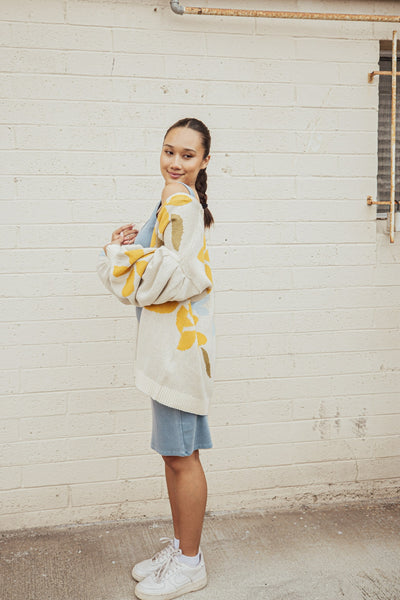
[{"xmin": 103, "ymin": 223, "xmax": 139, "ymax": 254}]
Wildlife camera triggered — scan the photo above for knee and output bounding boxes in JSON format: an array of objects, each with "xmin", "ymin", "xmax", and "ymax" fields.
[
  {"xmin": 163, "ymin": 451, "xmax": 199, "ymax": 473},
  {"xmin": 162, "ymin": 455, "xmax": 186, "ymax": 473}
]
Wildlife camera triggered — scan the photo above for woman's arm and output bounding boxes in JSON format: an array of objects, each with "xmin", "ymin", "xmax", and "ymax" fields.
[
  {"xmin": 97, "ymin": 223, "xmax": 138, "ymax": 303},
  {"xmin": 96, "ymin": 189, "xmax": 212, "ymax": 307},
  {"xmin": 104, "ymin": 223, "xmax": 138, "ymax": 254}
]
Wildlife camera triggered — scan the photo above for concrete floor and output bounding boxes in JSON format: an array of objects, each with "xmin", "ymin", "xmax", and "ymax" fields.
[{"xmin": 1, "ymin": 502, "xmax": 399, "ymax": 600}]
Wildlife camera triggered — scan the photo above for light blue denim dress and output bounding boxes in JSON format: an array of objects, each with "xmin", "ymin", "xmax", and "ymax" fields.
[{"xmin": 135, "ymin": 183, "xmax": 213, "ymax": 457}]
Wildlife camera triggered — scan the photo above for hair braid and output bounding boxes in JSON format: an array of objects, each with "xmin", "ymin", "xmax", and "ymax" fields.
[{"xmin": 196, "ymin": 168, "xmax": 213, "ymax": 228}]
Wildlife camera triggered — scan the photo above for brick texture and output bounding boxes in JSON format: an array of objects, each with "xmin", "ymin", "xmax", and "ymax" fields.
[{"xmin": 1, "ymin": 0, "xmax": 400, "ymax": 530}]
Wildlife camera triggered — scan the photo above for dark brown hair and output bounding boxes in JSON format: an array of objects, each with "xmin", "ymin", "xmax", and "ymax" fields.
[{"xmin": 164, "ymin": 118, "xmax": 214, "ymax": 228}]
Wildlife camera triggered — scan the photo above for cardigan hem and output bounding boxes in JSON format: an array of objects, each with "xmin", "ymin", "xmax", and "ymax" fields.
[{"xmin": 135, "ymin": 369, "xmax": 209, "ymax": 416}]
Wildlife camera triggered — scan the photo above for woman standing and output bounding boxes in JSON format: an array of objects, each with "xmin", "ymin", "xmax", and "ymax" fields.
[{"xmin": 97, "ymin": 118, "xmax": 215, "ymax": 600}]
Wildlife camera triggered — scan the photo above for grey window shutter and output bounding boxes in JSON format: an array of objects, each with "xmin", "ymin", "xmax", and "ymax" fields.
[{"xmin": 377, "ymin": 56, "xmax": 400, "ymax": 213}]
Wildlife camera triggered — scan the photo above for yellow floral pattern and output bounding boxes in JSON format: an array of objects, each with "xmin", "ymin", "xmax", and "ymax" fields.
[
  {"xmin": 146, "ymin": 301, "xmax": 211, "ymax": 377},
  {"xmin": 197, "ymin": 236, "xmax": 213, "ymax": 286},
  {"xmin": 157, "ymin": 207, "xmax": 170, "ymax": 235},
  {"xmin": 145, "ymin": 301, "xmax": 179, "ymax": 313},
  {"xmin": 176, "ymin": 303, "xmax": 207, "ymax": 351},
  {"xmin": 111, "ymin": 193, "xmax": 213, "ymax": 377},
  {"xmin": 112, "ymin": 247, "xmax": 155, "ymax": 297},
  {"xmin": 166, "ymin": 194, "xmax": 192, "ymax": 207}
]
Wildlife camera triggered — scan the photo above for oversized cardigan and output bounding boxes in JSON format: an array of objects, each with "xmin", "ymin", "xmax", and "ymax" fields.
[{"xmin": 96, "ymin": 191, "xmax": 215, "ymax": 415}]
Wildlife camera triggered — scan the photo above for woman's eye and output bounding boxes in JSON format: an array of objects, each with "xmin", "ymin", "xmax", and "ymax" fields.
[{"xmin": 184, "ymin": 155, "xmax": 193, "ymax": 159}]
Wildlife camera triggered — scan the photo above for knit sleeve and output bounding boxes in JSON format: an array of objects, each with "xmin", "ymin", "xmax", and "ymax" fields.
[{"xmin": 96, "ymin": 193, "xmax": 212, "ymax": 307}]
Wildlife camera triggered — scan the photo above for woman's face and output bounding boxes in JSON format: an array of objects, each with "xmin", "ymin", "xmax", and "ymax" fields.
[{"xmin": 160, "ymin": 127, "xmax": 210, "ymax": 188}]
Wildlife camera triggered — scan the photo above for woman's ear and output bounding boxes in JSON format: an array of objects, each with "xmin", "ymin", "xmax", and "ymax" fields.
[{"xmin": 201, "ymin": 154, "xmax": 211, "ymax": 170}]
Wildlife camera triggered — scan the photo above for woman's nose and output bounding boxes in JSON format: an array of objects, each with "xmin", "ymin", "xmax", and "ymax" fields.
[{"xmin": 171, "ymin": 155, "xmax": 181, "ymax": 169}]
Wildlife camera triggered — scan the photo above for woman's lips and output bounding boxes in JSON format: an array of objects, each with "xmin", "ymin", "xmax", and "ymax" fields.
[{"xmin": 168, "ymin": 172, "xmax": 183, "ymax": 179}]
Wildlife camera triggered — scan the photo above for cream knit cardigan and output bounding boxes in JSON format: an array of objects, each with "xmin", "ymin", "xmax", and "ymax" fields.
[{"xmin": 96, "ymin": 192, "xmax": 215, "ymax": 415}]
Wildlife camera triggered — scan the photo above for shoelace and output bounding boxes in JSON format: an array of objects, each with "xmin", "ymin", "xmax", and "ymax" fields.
[
  {"xmin": 154, "ymin": 548, "xmax": 182, "ymax": 582},
  {"xmin": 151, "ymin": 537, "xmax": 174, "ymax": 563}
]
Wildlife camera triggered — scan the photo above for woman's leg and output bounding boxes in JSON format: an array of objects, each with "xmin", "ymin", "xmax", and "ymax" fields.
[
  {"xmin": 164, "ymin": 459, "xmax": 180, "ymax": 541},
  {"xmin": 163, "ymin": 450, "xmax": 207, "ymax": 556}
]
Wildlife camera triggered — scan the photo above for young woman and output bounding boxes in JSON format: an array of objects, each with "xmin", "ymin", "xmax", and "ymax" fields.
[{"xmin": 97, "ymin": 118, "xmax": 215, "ymax": 600}]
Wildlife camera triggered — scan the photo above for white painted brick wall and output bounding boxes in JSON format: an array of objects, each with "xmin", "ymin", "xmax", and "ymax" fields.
[{"xmin": 1, "ymin": 0, "xmax": 400, "ymax": 530}]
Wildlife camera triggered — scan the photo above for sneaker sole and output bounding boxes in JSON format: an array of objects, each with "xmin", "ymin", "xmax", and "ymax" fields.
[
  {"xmin": 134, "ymin": 574, "xmax": 208, "ymax": 600},
  {"xmin": 132, "ymin": 547, "xmax": 203, "ymax": 584},
  {"xmin": 131, "ymin": 567, "xmax": 146, "ymax": 582}
]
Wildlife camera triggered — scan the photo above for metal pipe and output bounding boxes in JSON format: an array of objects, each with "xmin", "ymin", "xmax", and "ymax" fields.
[
  {"xmin": 368, "ymin": 199, "xmax": 392, "ymax": 206},
  {"xmin": 368, "ymin": 70, "xmax": 400, "ymax": 83},
  {"xmin": 170, "ymin": 1, "xmax": 400, "ymax": 23},
  {"xmin": 170, "ymin": 0, "xmax": 184, "ymax": 15},
  {"xmin": 389, "ymin": 30, "xmax": 397, "ymax": 243}
]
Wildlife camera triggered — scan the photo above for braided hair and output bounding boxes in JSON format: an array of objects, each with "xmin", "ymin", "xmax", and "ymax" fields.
[{"xmin": 164, "ymin": 118, "xmax": 214, "ymax": 228}]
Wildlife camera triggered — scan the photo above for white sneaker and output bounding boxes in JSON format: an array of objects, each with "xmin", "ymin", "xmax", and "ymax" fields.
[
  {"xmin": 132, "ymin": 538, "xmax": 175, "ymax": 582},
  {"xmin": 134, "ymin": 549, "xmax": 207, "ymax": 600}
]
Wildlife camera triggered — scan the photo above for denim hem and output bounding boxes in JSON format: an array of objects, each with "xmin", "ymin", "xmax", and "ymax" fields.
[{"xmin": 150, "ymin": 442, "xmax": 213, "ymax": 457}]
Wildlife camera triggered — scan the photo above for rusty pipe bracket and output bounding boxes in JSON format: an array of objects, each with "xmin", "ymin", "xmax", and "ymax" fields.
[
  {"xmin": 367, "ymin": 196, "xmax": 392, "ymax": 206},
  {"xmin": 369, "ymin": 70, "xmax": 400, "ymax": 83}
]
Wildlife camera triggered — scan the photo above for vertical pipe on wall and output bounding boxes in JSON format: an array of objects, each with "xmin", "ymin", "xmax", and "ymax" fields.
[{"xmin": 389, "ymin": 30, "xmax": 398, "ymax": 243}]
